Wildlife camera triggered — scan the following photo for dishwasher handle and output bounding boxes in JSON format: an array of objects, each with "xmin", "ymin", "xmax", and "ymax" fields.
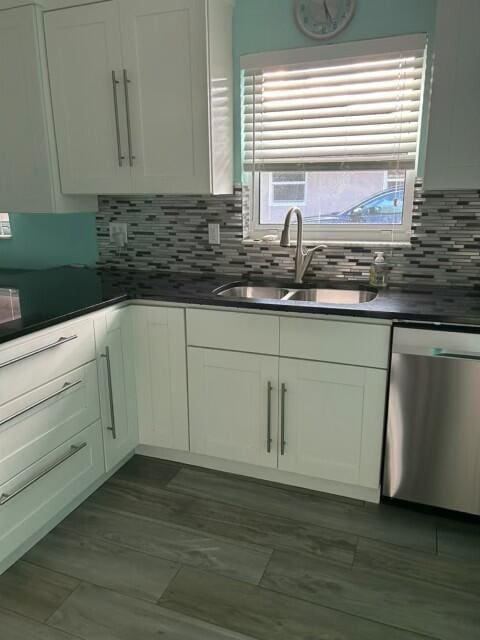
[
  {"xmin": 431, "ymin": 348, "xmax": 480, "ymax": 361},
  {"xmin": 395, "ymin": 345, "xmax": 480, "ymax": 360}
]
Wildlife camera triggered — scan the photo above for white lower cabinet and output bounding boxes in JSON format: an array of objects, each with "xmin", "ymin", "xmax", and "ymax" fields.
[
  {"xmin": 185, "ymin": 309, "xmax": 390, "ymax": 492},
  {"xmin": 188, "ymin": 347, "xmax": 278, "ymax": 468},
  {"xmin": 277, "ymin": 358, "xmax": 387, "ymax": 488},
  {"xmin": 95, "ymin": 307, "xmax": 138, "ymax": 472},
  {"xmin": 133, "ymin": 306, "xmax": 189, "ymax": 450},
  {"xmin": 0, "ymin": 421, "xmax": 105, "ymax": 573}
]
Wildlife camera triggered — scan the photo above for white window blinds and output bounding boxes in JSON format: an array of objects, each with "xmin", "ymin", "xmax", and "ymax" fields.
[{"xmin": 242, "ymin": 36, "xmax": 427, "ymax": 172}]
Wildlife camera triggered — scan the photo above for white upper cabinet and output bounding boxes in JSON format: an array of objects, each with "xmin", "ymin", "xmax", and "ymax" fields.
[
  {"xmin": 44, "ymin": 2, "xmax": 129, "ymax": 194},
  {"xmin": 119, "ymin": 0, "xmax": 210, "ymax": 194},
  {"xmin": 423, "ymin": 0, "xmax": 480, "ymax": 190},
  {"xmin": 0, "ymin": 5, "xmax": 96, "ymax": 212},
  {"xmin": 44, "ymin": 0, "xmax": 233, "ymax": 195}
]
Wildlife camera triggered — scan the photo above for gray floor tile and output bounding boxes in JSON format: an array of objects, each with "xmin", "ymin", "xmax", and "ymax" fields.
[
  {"xmin": 111, "ymin": 455, "xmax": 180, "ymax": 489},
  {"xmin": 179, "ymin": 496, "xmax": 358, "ymax": 566},
  {"xmin": 49, "ymin": 581, "xmax": 256, "ymax": 640},
  {"xmin": 0, "ymin": 560, "xmax": 79, "ymax": 622},
  {"xmin": 94, "ymin": 474, "xmax": 357, "ymax": 566},
  {"xmin": 355, "ymin": 537, "xmax": 480, "ymax": 595},
  {"xmin": 60, "ymin": 502, "xmax": 271, "ymax": 585},
  {"xmin": 167, "ymin": 467, "xmax": 437, "ymax": 551},
  {"xmin": 262, "ymin": 549, "xmax": 480, "ymax": 640},
  {"xmin": 436, "ymin": 518, "xmax": 480, "ymax": 560},
  {"xmin": 0, "ymin": 608, "xmax": 77, "ymax": 640},
  {"xmin": 24, "ymin": 527, "xmax": 179, "ymax": 603},
  {"xmin": 86, "ymin": 479, "xmax": 193, "ymax": 523},
  {"xmin": 160, "ymin": 566, "xmax": 430, "ymax": 640}
]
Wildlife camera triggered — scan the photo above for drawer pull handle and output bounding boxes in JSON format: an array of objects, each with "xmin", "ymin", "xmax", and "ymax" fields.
[
  {"xmin": 0, "ymin": 442, "xmax": 87, "ymax": 507},
  {"xmin": 280, "ymin": 382, "xmax": 287, "ymax": 456},
  {"xmin": 0, "ymin": 379, "xmax": 82, "ymax": 428},
  {"xmin": 0, "ymin": 335, "xmax": 78, "ymax": 370},
  {"xmin": 266, "ymin": 381, "xmax": 273, "ymax": 453},
  {"xmin": 101, "ymin": 346, "xmax": 117, "ymax": 439}
]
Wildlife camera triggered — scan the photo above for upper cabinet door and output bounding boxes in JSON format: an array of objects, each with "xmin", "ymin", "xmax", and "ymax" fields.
[
  {"xmin": 0, "ymin": 6, "xmax": 53, "ymax": 212},
  {"xmin": 44, "ymin": 2, "xmax": 131, "ymax": 194},
  {"xmin": 424, "ymin": 0, "xmax": 480, "ymax": 190},
  {"xmin": 118, "ymin": 0, "xmax": 211, "ymax": 193}
]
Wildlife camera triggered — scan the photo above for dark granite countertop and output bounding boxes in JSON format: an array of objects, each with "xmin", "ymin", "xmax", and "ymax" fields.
[{"xmin": 2, "ymin": 266, "xmax": 480, "ymax": 345}]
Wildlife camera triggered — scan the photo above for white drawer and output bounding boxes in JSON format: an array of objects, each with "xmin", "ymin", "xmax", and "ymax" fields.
[
  {"xmin": 0, "ymin": 362, "xmax": 100, "ymax": 487},
  {"xmin": 0, "ymin": 316, "xmax": 96, "ymax": 406},
  {"xmin": 0, "ymin": 421, "xmax": 105, "ymax": 571},
  {"xmin": 187, "ymin": 309, "xmax": 279, "ymax": 355},
  {"xmin": 280, "ymin": 317, "xmax": 391, "ymax": 369}
]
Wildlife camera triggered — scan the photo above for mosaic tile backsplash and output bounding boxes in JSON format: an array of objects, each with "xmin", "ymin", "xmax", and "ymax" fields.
[{"xmin": 96, "ymin": 183, "xmax": 480, "ymax": 288}]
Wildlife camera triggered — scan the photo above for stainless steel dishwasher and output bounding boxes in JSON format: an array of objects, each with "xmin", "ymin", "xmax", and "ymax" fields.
[{"xmin": 383, "ymin": 326, "xmax": 480, "ymax": 515}]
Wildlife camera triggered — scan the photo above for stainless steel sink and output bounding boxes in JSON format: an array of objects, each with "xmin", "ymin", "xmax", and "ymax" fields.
[
  {"xmin": 215, "ymin": 285, "xmax": 290, "ymax": 300},
  {"xmin": 288, "ymin": 288, "xmax": 377, "ymax": 304},
  {"xmin": 214, "ymin": 283, "xmax": 377, "ymax": 305}
]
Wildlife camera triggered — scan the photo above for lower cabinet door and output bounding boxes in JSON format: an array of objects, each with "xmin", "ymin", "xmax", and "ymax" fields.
[
  {"xmin": 278, "ymin": 358, "xmax": 387, "ymax": 488},
  {"xmin": 133, "ymin": 306, "xmax": 189, "ymax": 450},
  {"xmin": 188, "ymin": 347, "xmax": 278, "ymax": 468},
  {"xmin": 96, "ymin": 308, "xmax": 138, "ymax": 471}
]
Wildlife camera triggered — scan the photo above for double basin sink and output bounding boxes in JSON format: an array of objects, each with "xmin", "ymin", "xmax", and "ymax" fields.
[{"xmin": 214, "ymin": 284, "xmax": 377, "ymax": 305}]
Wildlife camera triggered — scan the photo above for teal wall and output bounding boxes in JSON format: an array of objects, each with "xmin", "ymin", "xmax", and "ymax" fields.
[
  {"xmin": 0, "ymin": 212, "xmax": 98, "ymax": 270},
  {"xmin": 233, "ymin": 0, "xmax": 437, "ymax": 180}
]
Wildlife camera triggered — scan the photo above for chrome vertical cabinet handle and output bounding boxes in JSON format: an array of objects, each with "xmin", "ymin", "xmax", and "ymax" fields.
[
  {"xmin": 101, "ymin": 346, "xmax": 117, "ymax": 439},
  {"xmin": 111, "ymin": 70, "xmax": 124, "ymax": 167},
  {"xmin": 123, "ymin": 69, "xmax": 135, "ymax": 166},
  {"xmin": 266, "ymin": 381, "xmax": 273, "ymax": 453},
  {"xmin": 280, "ymin": 383, "xmax": 287, "ymax": 456}
]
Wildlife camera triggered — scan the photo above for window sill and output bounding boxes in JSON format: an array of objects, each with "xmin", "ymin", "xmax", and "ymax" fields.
[{"xmin": 243, "ymin": 237, "xmax": 411, "ymax": 248}]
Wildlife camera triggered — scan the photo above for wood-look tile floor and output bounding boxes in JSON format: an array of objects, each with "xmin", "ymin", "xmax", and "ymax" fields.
[{"xmin": 1, "ymin": 455, "xmax": 479, "ymax": 640}]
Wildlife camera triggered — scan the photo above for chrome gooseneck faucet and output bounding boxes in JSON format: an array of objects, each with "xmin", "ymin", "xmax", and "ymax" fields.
[{"xmin": 280, "ymin": 207, "xmax": 327, "ymax": 284}]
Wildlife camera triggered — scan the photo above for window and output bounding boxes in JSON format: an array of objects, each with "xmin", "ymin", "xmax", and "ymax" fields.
[
  {"xmin": 0, "ymin": 213, "xmax": 11, "ymax": 239},
  {"xmin": 242, "ymin": 35, "xmax": 427, "ymax": 243}
]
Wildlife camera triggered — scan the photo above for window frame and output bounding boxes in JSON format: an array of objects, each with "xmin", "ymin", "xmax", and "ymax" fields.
[{"xmin": 247, "ymin": 169, "xmax": 416, "ymax": 244}]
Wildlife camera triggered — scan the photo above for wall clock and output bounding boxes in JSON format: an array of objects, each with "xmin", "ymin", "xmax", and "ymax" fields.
[{"xmin": 295, "ymin": 0, "xmax": 357, "ymax": 40}]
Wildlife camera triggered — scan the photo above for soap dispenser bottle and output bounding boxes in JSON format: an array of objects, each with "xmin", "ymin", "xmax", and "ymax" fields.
[{"xmin": 369, "ymin": 252, "xmax": 389, "ymax": 288}]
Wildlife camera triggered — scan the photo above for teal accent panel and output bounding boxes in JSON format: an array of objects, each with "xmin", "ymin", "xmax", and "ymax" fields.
[
  {"xmin": 233, "ymin": 0, "xmax": 438, "ymax": 181},
  {"xmin": 0, "ymin": 212, "xmax": 98, "ymax": 270}
]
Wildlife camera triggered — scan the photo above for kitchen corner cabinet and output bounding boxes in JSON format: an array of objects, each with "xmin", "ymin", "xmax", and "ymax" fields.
[
  {"xmin": 94, "ymin": 307, "xmax": 139, "ymax": 471},
  {"xmin": 44, "ymin": 0, "xmax": 233, "ymax": 195},
  {"xmin": 0, "ymin": 4, "xmax": 96, "ymax": 213},
  {"xmin": 188, "ymin": 348, "xmax": 279, "ymax": 468},
  {"xmin": 423, "ymin": 0, "xmax": 480, "ymax": 190},
  {"xmin": 132, "ymin": 306, "xmax": 189, "ymax": 451}
]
